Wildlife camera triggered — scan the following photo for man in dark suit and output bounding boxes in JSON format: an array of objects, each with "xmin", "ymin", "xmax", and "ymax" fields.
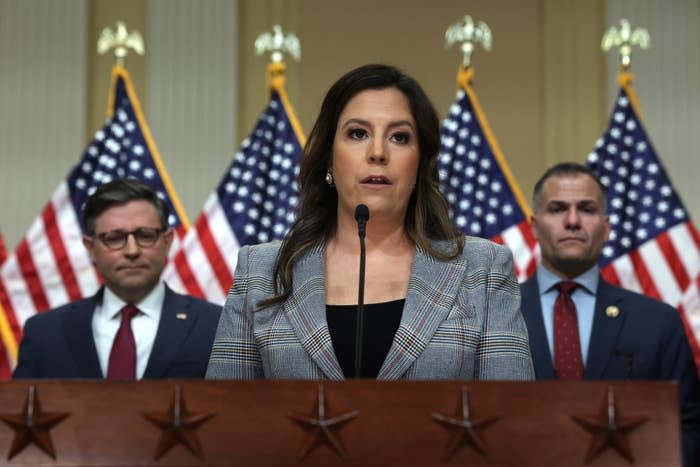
[
  {"xmin": 521, "ymin": 162, "xmax": 699, "ymax": 466},
  {"xmin": 13, "ymin": 179, "xmax": 220, "ymax": 379}
]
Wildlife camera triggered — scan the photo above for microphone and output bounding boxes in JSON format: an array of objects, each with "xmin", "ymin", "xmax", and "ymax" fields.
[
  {"xmin": 355, "ymin": 204, "xmax": 369, "ymax": 239},
  {"xmin": 354, "ymin": 204, "xmax": 369, "ymax": 377}
]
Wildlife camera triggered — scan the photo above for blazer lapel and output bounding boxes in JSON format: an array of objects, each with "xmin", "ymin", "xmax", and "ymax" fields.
[
  {"xmin": 143, "ymin": 286, "xmax": 198, "ymax": 378},
  {"xmin": 282, "ymin": 243, "xmax": 344, "ymax": 380},
  {"xmin": 520, "ymin": 277, "xmax": 556, "ymax": 379},
  {"xmin": 378, "ymin": 243, "xmax": 466, "ymax": 380},
  {"xmin": 62, "ymin": 290, "xmax": 103, "ymax": 378},
  {"xmin": 584, "ymin": 279, "xmax": 627, "ymax": 379}
]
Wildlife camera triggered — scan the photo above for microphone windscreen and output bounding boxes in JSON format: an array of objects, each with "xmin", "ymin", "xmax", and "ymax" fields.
[{"xmin": 354, "ymin": 204, "xmax": 370, "ymax": 222}]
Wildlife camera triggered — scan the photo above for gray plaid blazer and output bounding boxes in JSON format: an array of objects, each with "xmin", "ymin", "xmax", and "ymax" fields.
[{"xmin": 206, "ymin": 236, "xmax": 534, "ymax": 380}]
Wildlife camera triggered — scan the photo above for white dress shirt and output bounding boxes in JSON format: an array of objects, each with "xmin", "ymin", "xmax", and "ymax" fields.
[{"xmin": 92, "ymin": 282, "xmax": 165, "ymax": 379}]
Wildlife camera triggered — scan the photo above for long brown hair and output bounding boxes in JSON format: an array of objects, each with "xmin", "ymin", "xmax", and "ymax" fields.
[{"xmin": 260, "ymin": 64, "xmax": 462, "ymax": 307}]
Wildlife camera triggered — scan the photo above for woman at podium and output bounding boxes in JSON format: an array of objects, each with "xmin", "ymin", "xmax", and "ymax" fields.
[{"xmin": 206, "ymin": 64, "xmax": 534, "ymax": 380}]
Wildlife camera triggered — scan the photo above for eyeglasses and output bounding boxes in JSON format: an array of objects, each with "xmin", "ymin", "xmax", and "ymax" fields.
[{"xmin": 94, "ymin": 227, "xmax": 166, "ymax": 251}]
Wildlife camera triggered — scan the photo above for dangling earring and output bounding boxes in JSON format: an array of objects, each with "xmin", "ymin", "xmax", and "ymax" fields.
[{"xmin": 325, "ymin": 170, "xmax": 334, "ymax": 187}]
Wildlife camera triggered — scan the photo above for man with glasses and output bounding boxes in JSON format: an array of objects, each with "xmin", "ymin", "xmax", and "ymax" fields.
[{"xmin": 13, "ymin": 179, "xmax": 221, "ymax": 379}]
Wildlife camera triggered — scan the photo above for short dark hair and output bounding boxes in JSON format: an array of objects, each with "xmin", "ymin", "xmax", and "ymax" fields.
[
  {"xmin": 82, "ymin": 179, "xmax": 170, "ymax": 235},
  {"xmin": 532, "ymin": 162, "xmax": 607, "ymax": 213},
  {"xmin": 262, "ymin": 63, "xmax": 462, "ymax": 307}
]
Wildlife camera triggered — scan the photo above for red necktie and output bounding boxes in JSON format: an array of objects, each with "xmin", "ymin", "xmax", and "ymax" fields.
[
  {"xmin": 553, "ymin": 281, "xmax": 583, "ymax": 379},
  {"xmin": 107, "ymin": 304, "xmax": 139, "ymax": 379}
]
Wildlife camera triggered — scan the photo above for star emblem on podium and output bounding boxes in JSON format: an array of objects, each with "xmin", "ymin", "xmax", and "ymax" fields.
[
  {"xmin": 431, "ymin": 385, "xmax": 499, "ymax": 461},
  {"xmin": 142, "ymin": 385, "xmax": 215, "ymax": 460},
  {"xmin": 571, "ymin": 386, "xmax": 648, "ymax": 463},
  {"xmin": 0, "ymin": 385, "xmax": 69, "ymax": 460},
  {"xmin": 287, "ymin": 384, "xmax": 359, "ymax": 460}
]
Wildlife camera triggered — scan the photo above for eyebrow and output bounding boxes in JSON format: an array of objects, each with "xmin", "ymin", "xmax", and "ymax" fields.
[
  {"xmin": 547, "ymin": 199, "xmax": 601, "ymax": 208},
  {"xmin": 340, "ymin": 118, "xmax": 415, "ymax": 131}
]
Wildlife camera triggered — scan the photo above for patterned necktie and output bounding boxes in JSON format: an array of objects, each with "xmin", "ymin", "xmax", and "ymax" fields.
[
  {"xmin": 553, "ymin": 281, "xmax": 583, "ymax": 379},
  {"xmin": 107, "ymin": 304, "xmax": 139, "ymax": 379}
]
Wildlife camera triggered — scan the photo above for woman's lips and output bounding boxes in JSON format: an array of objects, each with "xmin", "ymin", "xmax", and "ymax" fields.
[{"xmin": 360, "ymin": 175, "xmax": 391, "ymax": 185}]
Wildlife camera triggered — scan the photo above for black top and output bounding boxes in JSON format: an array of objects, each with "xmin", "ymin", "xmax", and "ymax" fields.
[{"xmin": 326, "ymin": 299, "xmax": 405, "ymax": 378}]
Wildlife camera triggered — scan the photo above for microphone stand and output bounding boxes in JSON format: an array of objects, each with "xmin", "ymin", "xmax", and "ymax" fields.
[{"xmin": 354, "ymin": 204, "xmax": 369, "ymax": 378}]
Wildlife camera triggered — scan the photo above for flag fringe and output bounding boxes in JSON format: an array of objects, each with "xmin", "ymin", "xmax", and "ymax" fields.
[
  {"xmin": 106, "ymin": 65, "xmax": 191, "ymax": 230},
  {"xmin": 267, "ymin": 62, "xmax": 306, "ymax": 147},
  {"xmin": 617, "ymin": 71, "xmax": 643, "ymax": 120},
  {"xmin": 457, "ymin": 67, "xmax": 532, "ymax": 219},
  {"xmin": 0, "ymin": 298, "xmax": 18, "ymax": 364}
]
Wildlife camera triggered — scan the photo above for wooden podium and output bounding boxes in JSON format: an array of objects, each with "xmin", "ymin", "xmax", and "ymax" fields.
[{"xmin": 0, "ymin": 380, "xmax": 682, "ymax": 466}]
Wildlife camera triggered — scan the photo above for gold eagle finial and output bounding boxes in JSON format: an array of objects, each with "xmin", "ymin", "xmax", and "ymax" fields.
[
  {"xmin": 97, "ymin": 21, "xmax": 145, "ymax": 66},
  {"xmin": 254, "ymin": 25, "xmax": 301, "ymax": 64},
  {"xmin": 445, "ymin": 15, "xmax": 492, "ymax": 68},
  {"xmin": 602, "ymin": 19, "xmax": 650, "ymax": 69}
]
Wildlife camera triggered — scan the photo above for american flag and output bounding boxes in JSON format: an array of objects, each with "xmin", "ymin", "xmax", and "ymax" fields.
[
  {"xmin": 0, "ymin": 65, "xmax": 192, "ymax": 376},
  {"xmin": 0, "ymin": 230, "xmax": 15, "ymax": 378},
  {"xmin": 163, "ymin": 63, "xmax": 304, "ymax": 303},
  {"xmin": 586, "ymin": 71, "xmax": 700, "ymax": 369},
  {"xmin": 438, "ymin": 67, "xmax": 538, "ymax": 281}
]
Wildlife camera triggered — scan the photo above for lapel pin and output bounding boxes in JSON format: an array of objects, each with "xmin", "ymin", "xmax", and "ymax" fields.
[
  {"xmin": 176, "ymin": 313, "xmax": 188, "ymax": 320},
  {"xmin": 605, "ymin": 306, "xmax": 620, "ymax": 318}
]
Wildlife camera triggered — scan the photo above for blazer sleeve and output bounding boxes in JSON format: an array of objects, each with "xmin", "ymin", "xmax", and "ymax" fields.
[
  {"xmin": 475, "ymin": 242, "xmax": 535, "ymax": 380},
  {"xmin": 206, "ymin": 245, "xmax": 264, "ymax": 379}
]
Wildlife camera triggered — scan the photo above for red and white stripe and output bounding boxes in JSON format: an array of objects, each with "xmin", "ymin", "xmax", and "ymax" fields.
[
  {"xmin": 163, "ymin": 192, "xmax": 240, "ymax": 305},
  {"xmin": 600, "ymin": 221, "xmax": 700, "ymax": 369},
  {"xmin": 0, "ymin": 230, "xmax": 15, "ymax": 378},
  {"xmin": 492, "ymin": 220, "xmax": 539, "ymax": 282},
  {"xmin": 0, "ymin": 181, "xmax": 100, "ymax": 327}
]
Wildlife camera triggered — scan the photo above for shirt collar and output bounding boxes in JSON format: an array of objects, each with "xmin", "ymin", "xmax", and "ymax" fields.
[
  {"xmin": 101, "ymin": 282, "xmax": 166, "ymax": 320},
  {"xmin": 537, "ymin": 264, "xmax": 599, "ymax": 295}
]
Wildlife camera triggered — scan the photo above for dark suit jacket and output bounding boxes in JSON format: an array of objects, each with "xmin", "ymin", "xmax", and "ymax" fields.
[
  {"xmin": 521, "ymin": 275, "xmax": 700, "ymax": 467},
  {"xmin": 13, "ymin": 285, "xmax": 221, "ymax": 379}
]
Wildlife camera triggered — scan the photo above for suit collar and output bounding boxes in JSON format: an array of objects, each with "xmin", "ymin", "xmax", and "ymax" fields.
[
  {"xmin": 61, "ymin": 285, "xmax": 198, "ymax": 379},
  {"xmin": 61, "ymin": 289, "xmax": 104, "ymax": 378},
  {"xmin": 584, "ymin": 279, "xmax": 627, "ymax": 379},
  {"xmin": 282, "ymin": 242, "xmax": 344, "ymax": 380},
  {"xmin": 282, "ymin": 239, "xmax": 466, "ymax": 380},
  {"xmin": 378, "ymin": 241, "xmax": 466, "ymax": 379},
  {"xmin": 521, "ymin": 275, "xmax": 628, "ymax": 379},
  {"xmin": 99, "ymin": 281, "xmax": 166, "ymax": 320},
  {"xmin": 520, "ymin": 276, "xmax": 555, "ymax": 379},
  {"xmin": 142, "ymin": 285, "xmax": 199, "ymax": 378},
  {"xmin": 536, "ymin": 265, "xmax": 599, "ymax": 295}
]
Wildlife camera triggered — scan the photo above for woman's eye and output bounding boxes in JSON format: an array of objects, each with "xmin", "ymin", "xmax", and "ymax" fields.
[
  {"xmin": 390, "ymin": 132, "xmax": 410, "ymax": 144},
  {"xmin": 348, "ymin": 128, "xmax": 367, "ymax": 139}
]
